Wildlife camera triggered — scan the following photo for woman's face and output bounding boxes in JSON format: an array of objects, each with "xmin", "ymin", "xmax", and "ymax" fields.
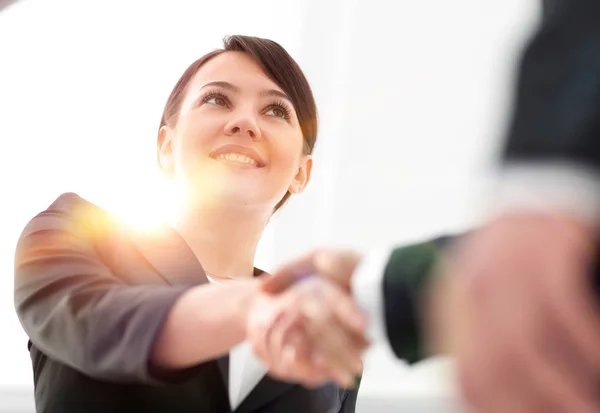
[{"xmin": 159, "ymin": 51, "xmax": 312, "ymax": 210}]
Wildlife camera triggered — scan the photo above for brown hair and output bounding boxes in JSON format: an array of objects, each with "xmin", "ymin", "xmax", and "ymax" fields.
[{"xmin": 159, "ymin": 35, "xmax": 318, "ymax": 211}]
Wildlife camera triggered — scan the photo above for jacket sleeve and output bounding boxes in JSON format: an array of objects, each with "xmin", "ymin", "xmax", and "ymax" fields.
[
  {"xmin": 382, "ymin": 235, "xmax": 455, "ymax": 363},
  {"xmin": 503, "ymin": 0, "xmax": 600, "ymax": 168},
  {"xmin": 14, "ymin": 195, "xmax": 195, "ymax": 384}
]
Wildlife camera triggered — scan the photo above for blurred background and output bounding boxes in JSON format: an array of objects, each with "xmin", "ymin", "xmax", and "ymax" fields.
[{"xmin": 0, "ymin": 0, "xmax": 539, "ymax": 410}]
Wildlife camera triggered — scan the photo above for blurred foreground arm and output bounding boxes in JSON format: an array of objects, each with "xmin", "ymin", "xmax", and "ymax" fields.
[{"xmin": 444, "ymin": 2, "xmax": 600, "ymax": 412}]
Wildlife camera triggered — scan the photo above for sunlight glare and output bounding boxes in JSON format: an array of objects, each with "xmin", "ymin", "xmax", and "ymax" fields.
[{"xmin": 98, "ymin": 175, "xmax": 181, "ymax": 233}]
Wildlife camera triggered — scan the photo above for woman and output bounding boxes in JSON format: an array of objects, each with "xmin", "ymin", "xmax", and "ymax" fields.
[{"xmin": 14, "ymin": 35, "xmax": 363, "ymax": 413}]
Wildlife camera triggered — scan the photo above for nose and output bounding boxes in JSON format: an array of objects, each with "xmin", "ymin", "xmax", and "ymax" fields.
[{"xmin": 224, "ymin": 112, "xmax": 261, "ymax": 140}]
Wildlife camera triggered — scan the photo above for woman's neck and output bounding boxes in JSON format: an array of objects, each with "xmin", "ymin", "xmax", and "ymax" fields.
[{"xmin": 174, "ymin": 202, "xmax": 271, "ymax": 281}]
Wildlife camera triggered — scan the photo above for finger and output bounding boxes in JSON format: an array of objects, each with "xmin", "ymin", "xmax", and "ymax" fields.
[
  {"xmin": 249, "ymin": 295, "xmax": 331, "ymax": 385},
  {"xmin": 261, "ymin": 271, "xmax": 306, "ymax": 294},
  {"xmin": 265, "ymin": 306, "xmax": 327, "ymax": 381},
  {"xmin": 302, "ymin": 290, "xmax": 369, "ymax": 355},
  {"xmin": 269, "ymin": 280, "xmax": 365, "ymax": 387},
  {"xmin": 457, "ymin": 359, "xmax": 534, "ymax": 413},
  {"xmin": 459, "ymin": 362, "xmax": 549, "ymax": 413},
  {"xmin": 527, "ymin": 285, "xmax": 600, "ymax": 412},
  {"xmin": 267, "ymin": 316, "xmax": 331, "ymax": 386},
  {"xmin": 550, "ymin": 265, "xmax": 600, "ymax": 371},
  {"xmin": 304, "ymin": 323, "xmax": 361, "ymax": 388},
  {"xmin": 313, "ymin": 250, "xmax": 359, "ymax": 288},
  {"xmin": 301, "ymin": 302, "xmax": 365, "ymax": 383},
  {"xmin": 490, "ymin": 262, "xmax": 600, "ymax": 413},
  {"xmin": 262, "ymin": 251, "xmax": 318, "ymax": 294},
  {"xmin": 302, "ymin": 280, "xmax": 368, "ymax": 343},
  {"xmin": 309, "ymin": 350, "xmax": 357, "ymax": 389},
  {"xmin": 266, "ymin": 306, "xmax": 303, "ymax": 369},
  {"xmin": 516, "ymin": 332, "xmax": 600, "ymax": 413},
  {"xmin": 457, "ymin": 302, "xmax": 550, "ymax": 413},
  {"xmin": 281, "ymin": 330, "xmax": 330, "ymax": 388},
  {"xmin": 456, "ymin": 258, "xmax": 546, "ymax": 413},
  {"xmin": 331, "ymin": 289, "xmax": 368, "ymax": 336}
]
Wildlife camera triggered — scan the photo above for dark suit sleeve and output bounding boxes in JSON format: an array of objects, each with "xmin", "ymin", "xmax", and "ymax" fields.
[
  {"xmin": 13, "ymin": 195, "xmax": 193, "ymax": 384},
  {"xmin": 503, "ymin": 0, "xmax": 600, "ymax": 168},
  {"xmin": 382, "ymin": 236, "xmax": 454, "ymax": 363}
]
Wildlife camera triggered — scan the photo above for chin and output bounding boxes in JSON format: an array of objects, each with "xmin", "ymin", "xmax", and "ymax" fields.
[
  {"xmin": 190, "ymin": 183, "xmax": 271, "ymax": 208},
  {"xmin": 184, "ymin": 168, "xmax": 286, "ymax": 209}
]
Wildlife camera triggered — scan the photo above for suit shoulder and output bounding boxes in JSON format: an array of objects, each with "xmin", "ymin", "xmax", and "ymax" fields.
[
  {"xmin": 47, "ymin": 192, "xmax": 84, "ymax": 210},
  {"xmin": 18, "ymin": 192, "xmax": 116, "ymax": 242}
]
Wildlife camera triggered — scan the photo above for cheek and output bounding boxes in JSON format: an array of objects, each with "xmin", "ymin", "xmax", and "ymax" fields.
[
  {"xmin": 174, "ymin": 111, "xmax": 220, "ymax": 159},
  {"xmin": 268, "ymin": 131, "xmax": 304, "ymax": 169}
]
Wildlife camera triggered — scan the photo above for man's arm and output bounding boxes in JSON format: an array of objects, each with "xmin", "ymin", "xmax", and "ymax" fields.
[
  {"xmin": 498, "ymin": 0, "xmax": 600, "ymax": 224},
  {"xmin": 437, "ymin": 3, "xmax": 600, "ymax": 412},
  {"xmin": 258, "ymin": 235, "xmax": 458, "ymax": 374}
]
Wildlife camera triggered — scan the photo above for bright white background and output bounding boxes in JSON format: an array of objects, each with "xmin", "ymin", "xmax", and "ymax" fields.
[{"xmin": 0, "ymin": 0, "xmax": 538, "ymax": 407}]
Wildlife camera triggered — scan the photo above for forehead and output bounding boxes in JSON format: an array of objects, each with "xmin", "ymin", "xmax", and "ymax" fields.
[{"xmin": 189, "ymin": 51, "xmax": 282, "ymax": 94}]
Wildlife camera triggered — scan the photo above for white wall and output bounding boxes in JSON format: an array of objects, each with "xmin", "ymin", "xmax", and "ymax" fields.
[{"xmin": 0, "ymin": 0, "xmax": 539, "ymax": 405}]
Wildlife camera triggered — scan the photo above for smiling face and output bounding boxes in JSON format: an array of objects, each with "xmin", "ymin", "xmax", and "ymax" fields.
[{"xmin": 158, "ymin": 51, "xmax": 313, "ymax": 211}]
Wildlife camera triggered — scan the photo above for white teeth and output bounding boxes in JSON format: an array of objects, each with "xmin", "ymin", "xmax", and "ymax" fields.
[{"xmin": 217, "ymin": 153, "xmax": 258, "ymax": 166}]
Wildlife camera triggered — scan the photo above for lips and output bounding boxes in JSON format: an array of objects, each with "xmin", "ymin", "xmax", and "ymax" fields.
[{"xmin": 210, "ymin": 144, "xmax": 266, "ymax": 167}]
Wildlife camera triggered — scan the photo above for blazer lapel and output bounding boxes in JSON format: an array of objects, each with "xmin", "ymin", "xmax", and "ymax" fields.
[
  {"xmin": 128, "ymin": 224, "xmax": 208, "ymax": 287},
  {"xmin": 234, "ymin": 375, "xmax": 295, "ymax": 413},
  {"xmin": 217, "ymin": 354, "xmax": 229, "ymax": 391},
  {"xmin": 128, "ymin": 223, "xmax": 285, "ymax": 409},
  {"xmin": 128, "ymin": 225, "xmax": 237, "ymax": 388}
]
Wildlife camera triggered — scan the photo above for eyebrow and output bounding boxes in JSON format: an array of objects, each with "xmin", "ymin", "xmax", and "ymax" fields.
[
  {"xmin": 199, "ymin": 81, "xmax": 293, "ymax": 105},
  {"xmin": 259, "ymin": 89, "xmax": 292, "ymax": 104},
  {"xmin": 200, "ymin": 81, "xmax": 240, "ymax": 92}
]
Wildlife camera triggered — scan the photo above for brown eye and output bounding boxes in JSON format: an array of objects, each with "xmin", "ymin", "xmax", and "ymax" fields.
[
  {"xmin": 206, "ymin": 96, "xmax": 227, "ymax": 106},
  {"xmin": 268, "ymin": 107, "xmax": 285, "ymax": 118},
  {"xmin": 265, "ymin": 104, "xmax": 290, "ymax": 120}
]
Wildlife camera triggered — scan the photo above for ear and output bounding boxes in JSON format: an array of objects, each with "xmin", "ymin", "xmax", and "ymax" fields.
[
  {"xmin": 288, "ymin": 155, "xmax": 313, "ymax": 194},
  {"xmin": 157, "ymin": 125, "xmax": 175, "ymax": 176}
]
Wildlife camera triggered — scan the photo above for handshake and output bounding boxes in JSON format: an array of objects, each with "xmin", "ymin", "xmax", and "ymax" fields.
[
  {"xmin": 244, "ymin": 212, "xmax": 600, "ymax": 413},
  {"xmin": 246, "ymin": 249, "xmax": 370, "ymax": 389}
]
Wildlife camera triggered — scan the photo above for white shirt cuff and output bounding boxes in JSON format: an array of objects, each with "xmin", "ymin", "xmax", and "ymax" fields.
[
  {"xmin": 351, "ymin": 247, "xmax": 393, "ymax": 344},
  {"xmin": 493, "ymin": 161, "xmax": 600, "ymax": 226}
]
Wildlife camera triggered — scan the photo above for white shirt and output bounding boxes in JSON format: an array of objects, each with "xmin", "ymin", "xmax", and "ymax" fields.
[
  {"xmin": 206, "ymin": 275, "xmax": 267, "ymax": 410},
  {"xmin": 228, "ymin": 341, "xmax": 268, "ymax": 410},
  {"xmin": 351, "ymin": 247, "xmax": 393, "ymax": 346},
  {"xmin": 352, "ymin": 161, "xmax": 600, "ymax": 349}
]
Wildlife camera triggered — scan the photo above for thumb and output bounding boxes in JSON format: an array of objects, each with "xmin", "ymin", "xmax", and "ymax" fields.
[
  {"xmin": 261, "ymin": 251, "xmax": 319, "ymax": 294},
  {"xmin": 314, "ymin": 250, "xmax": 360, "ymax": 289},
  {"xmin": 261, "ymin": 271, "xmax": 301, "ymax": 294}
]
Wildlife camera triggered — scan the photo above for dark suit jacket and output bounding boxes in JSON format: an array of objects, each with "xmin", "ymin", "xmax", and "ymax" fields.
[
  {"xmin": 380, "ymin": 236, "xmax": 455, "ymax": 363},
  {"xmin": 13, "ymin": 193, "xmax": 358, "ymax": 413},
  {"xmin": 504, "ymin": 0, "xmax": 600, "ymax": 167}
]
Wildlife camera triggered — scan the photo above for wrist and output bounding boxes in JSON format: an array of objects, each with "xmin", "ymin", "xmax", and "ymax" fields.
[{"xmin": 238, "ymin": 279, "xmax": 262, "ymax": 323}]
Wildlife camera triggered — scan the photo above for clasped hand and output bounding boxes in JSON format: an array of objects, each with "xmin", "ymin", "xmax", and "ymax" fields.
[{"xmin": 246, "ymin": 250, "xmax": 368, "ymax": 388}]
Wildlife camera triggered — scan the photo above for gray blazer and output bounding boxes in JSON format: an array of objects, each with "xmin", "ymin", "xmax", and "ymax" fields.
[{"xmin": 14, "ymin": 192, "xmax": 358, "ymax": 413}]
